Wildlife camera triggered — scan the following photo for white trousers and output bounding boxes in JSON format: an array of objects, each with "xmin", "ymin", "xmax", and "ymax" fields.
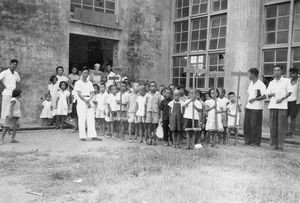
[
  {"xmin": 1, "ymin": 95, "xmax": 11, "ymax": 124},
  {"xmin": 77, "ymin": 99, "xmax": 97, "ymax": 139}
]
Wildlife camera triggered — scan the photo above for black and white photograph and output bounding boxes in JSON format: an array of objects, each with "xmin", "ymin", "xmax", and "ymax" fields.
[{"xmin": 0, "ymin": 0, "xmax": 300, "ymax": 202}]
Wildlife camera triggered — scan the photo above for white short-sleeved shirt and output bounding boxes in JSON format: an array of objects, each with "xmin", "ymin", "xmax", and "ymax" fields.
[
  {"xmin": 267, "ymin": 77, "xmax": 293, "ymax": 109},
  {"xmin": 217, "ymin": 97, "xmax": 230, "ymax": 112},
  {"xmin": 246, "ymin": 80, "xmax": 267, "ymax": 110},
  {"xmin": 136, "ymin": 95, "xmax": 147, "ymax": 117},
  {"xmin": 0, "ymin": 69, "xmax": 20, "ymax": 96},
  {"xmin": 56, "ymin": 75, "xmax": 69, "ymax": 84},
  {"xmin": 74, "ymin": 79, "xmax": 94, "ymax": 98},
  {"xmin": 183, "ymin": 99, "xmax": 202, "ymax": 120},
  {"xmin": 6, "ymin": 98, "xmax": 21, "ymax": 117},
  {"xmin": 96, "ymin": 92, "xmax": 108, "ymax": 110},
  {"xmin": 106, "ymin": 93, "xmax": 118, "ymax": 112},
  {"xmin": 116, "ymin": 92, "xmax": 130, "ymax": 111},
  {"xmin": 287, "ymin": 82, "xmax": 297, "ymax": 102}
]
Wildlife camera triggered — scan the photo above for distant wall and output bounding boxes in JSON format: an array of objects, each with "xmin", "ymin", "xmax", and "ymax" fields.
[{"xmin": 0, "ymin": 0, "xmax": 69, "ymax": 123}]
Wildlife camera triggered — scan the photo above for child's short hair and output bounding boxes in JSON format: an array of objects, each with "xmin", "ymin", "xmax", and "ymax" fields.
[
  {"xmin": 290, "ymin": 68, "xmax": 299, "ymax": 74},
  {"xmin": 10, "ymin": 59, "xmax": 18, "ymax": 64},
  {"xmin": 50, "ymin": 75, "xmax": 57, "ymax": 82},
  {"xmin": 93, "ymin": 84, "xmax": 100, "ymax": 90},
  {"xmin": 59, "ymin": 81, "xmax": 68, "ymax": 89},
  {"xmin": 149, "ymin": 81, "xmax": 156, "ymax": 86},
  {"xmin": 12, "ymin": 89, "xmax": 22, "ymax": 97},
  {"xmin": 228, "ymin": 92, "xmax": 235, "ymax": 97}
]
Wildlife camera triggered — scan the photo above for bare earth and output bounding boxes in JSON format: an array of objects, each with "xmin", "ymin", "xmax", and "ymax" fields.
[{"xmin": 0, "ymin": 130, "xmax": 300, "ymax": 203}]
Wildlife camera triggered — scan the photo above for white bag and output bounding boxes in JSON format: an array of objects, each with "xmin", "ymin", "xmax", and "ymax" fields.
[{"xmin": 156, "ymin": 124, "xmax": 163, "ymax": 139}]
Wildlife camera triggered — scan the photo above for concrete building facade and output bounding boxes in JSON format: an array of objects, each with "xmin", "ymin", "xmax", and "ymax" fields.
[{"xmin": 0, "ymin": 0, "xmax": 299, "ymax": 131}]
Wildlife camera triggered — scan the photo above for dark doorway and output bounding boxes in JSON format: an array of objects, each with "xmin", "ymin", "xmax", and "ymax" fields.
[{"xmin": 69, "ymin": 33, "xmax": 117, "ymax": 72}]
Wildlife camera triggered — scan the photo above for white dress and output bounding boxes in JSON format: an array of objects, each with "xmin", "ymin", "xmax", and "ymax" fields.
[
  {"xmin": 205, "ymin": 99, "xmax": 223, "ymax": 131},
  {"xmin": 40, "ymin": 100, "xmax": 53, "ymax": 118},
  {"xmin": 48, "ymin": 83, "xmax": 59, "ymax": 108},
  {"xmin": 56, "ymin": 90, "xmax": 70, "ymax": 116}
]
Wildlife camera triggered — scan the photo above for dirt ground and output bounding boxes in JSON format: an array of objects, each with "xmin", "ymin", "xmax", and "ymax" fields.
[{"xmin": 0, "ymin": 129, "xmax": 300, "ymax": 203}]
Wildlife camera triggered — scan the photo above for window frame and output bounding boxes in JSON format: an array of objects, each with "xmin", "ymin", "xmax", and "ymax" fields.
[{"xmin": 70, "ymin": 0, "xmax": 116, "ymax": 14}]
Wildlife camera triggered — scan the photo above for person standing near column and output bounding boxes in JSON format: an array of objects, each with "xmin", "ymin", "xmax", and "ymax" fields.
[
  {"xmin": 243, "ymin": 68, "xmax": 266, "ymax": 146},
  {"xmin": 0, "ymin": 59, "xmax": 21, "ymax": 125},
  {"xmin": 266, "ymin": 65, "xmax": 293, "ymax": 151},
  {"xmin": 74, "ymin": 68, "xmax": 98, "ymax": 141},
  {"xmin": 287, "ymin": 68, "xmax": 300, "ymax": 138}
]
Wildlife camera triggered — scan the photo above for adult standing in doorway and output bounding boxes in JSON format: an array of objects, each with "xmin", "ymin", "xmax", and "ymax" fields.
[
  {"xmin": 266, "ymin": 65, "xmax": 293, "ymax": 151},
  {"xmin": 243, "ymin": 68, "xmax": 267, "ymax": 146},
  {"xmin": 0, "ymin": 59, "xmax": 21, "ymax": 125},
  {"xmin": 56, "ymin": 66, "xmax": 69, "ymax": 84},
  {"xmin": 74, "ymin": 68, "xmax": 98, "ymax": 141},
  {"xmin": 89, "ymin": 63, "xmax": 103, "ymax": 85},
  {"xmin": 287, "ymin": 68, "xmax": 300, "ymax": 138}
]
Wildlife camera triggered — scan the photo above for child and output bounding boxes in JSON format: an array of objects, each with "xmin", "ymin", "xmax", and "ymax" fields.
[
  {"xmin": 68, "ymin": 67, "xmax": 80, "ymax": 88},
  {"xmin": 116, "ymin": 82, "xmax": 130, "ymax": 140},
  {"xmin": 71, "ymin": 84, "xmax": 79, "ymax": 132},
  {"xmin": 145, "ymin": 81, "xmax": 161, "ymax": 145},
  {"xmin": 40, "ymin": 94, "xmax": 53, "ymax": 127},
  {"xmin": 55, "ymin": 81, "xmax": 70, "ymax": 129},
  {"xmin": 227, "ymin": 92, "xmax": 242, "ymax": 144},
  {"xmin": 183, "ymin": 89, "xmax": 203, "ymax": 150},
  {"xmin": 128, "ymin": 83, "xmax": 139, "ymax": 143},
  {"xmin": 1, "ymin": 89, "xmax": 22, "ymax": 144},
  {"xmin": 205, "ymin": 89, "xmax": 223, "ymax": 147},
  {"xmin": 217, "ymin": 88, "xmax": 230, "ymax": 144},
  {"xmin": 106, "ymin": 85, "xmax": 118, "ymax": 138},
  {"xmin": 159, "ymin": 88, "xmax": 172, "ymax": 146},
  {"xmin": 48, "ymin": 75, "xmax": 59, "ymax": 120},
  {"xmin": 168, "ymin": 90, "xmax": 184, "ymax": 148},
  {"xmin": 95, "ymin": 83, "xmax": 108, "ymax": 136},
  {"xmin": 135, "ymin": 85, "xmax": 148, "ymax": 144}
]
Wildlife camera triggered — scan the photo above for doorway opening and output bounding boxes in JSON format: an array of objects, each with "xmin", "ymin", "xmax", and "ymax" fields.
[{"xmin": 69, "ymin": 33, "xmax": 117, "ymax": 72}]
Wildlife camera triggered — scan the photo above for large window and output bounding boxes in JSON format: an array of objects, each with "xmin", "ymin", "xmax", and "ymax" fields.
[
  {"xmin": 262, "ymin": 0, "xmax": 300, "ymax": 85},
  {"xmin": 70, "ymin": 0, "xmax": 116, "ymax": 14},
  {"xmin": 172, "ymin": 0, "xmax": 227, "ymax": 89}
]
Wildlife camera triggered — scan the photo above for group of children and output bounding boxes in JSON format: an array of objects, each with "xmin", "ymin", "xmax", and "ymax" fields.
[{"xmin": 39, "ymin": 65, "xmax": 241, "ymax": 149}]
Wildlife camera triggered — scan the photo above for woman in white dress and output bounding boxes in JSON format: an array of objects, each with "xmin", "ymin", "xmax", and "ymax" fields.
[{"xmin": 74, "ymin": 68, "xmax": 98, "ymax": 141}]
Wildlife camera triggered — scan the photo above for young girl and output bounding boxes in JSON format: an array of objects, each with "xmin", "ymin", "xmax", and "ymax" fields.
[
  {"xmin": 135, "ymin": 85, "xmax": 148, "ymax": 144},
  {"xmin": 55, "ymin": 81, "xmax": 70, "ymax": 129},
  {"xmin": 217, "ymin": 88, "xmax": 230, "ymax": 144},
  {"xmin": 68, "ymin": 67, "xmax": 80, "ymax": 87},
  {"xmin": 1, "ymin": 89, "xmax": 22, "ymax": 144},
  {"xmin": 128, "ymin": 83, "xmax": 139, "ymax": 143},
  {"xmin": 95, "ymin": 83, "xmax": 108, "ymax": 136},
  {"xmin": 105, "ymin": 85, "xmax": 118, "ymax": 138},
  {"xmin": 168, "ymin": 90, "xmax": 184, "ymax": 148},
  {"xmin": 40, "ymin": 94, "xmax": 53, "ymax": 127},
  {"xmin": 227, "ymin": 92, "xmax": 242, "ymax": 145},
  {"xmin": 205, "ymin": 89, "xmax": 223, "ymax": 147},
  {"xmin": 48, "ymin": 75, "xmax": 59, "ymax": 118}
]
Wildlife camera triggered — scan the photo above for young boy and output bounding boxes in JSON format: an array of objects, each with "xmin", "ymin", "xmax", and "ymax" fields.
[
  {"xmin": 116, "ymin": 82, "xmax": 130, "ymax": 140},
  {"xmin": 159, "ymin": 88, "xmax": 172, "ymax": 146},
  {"xmin": 135, "ymin": 85, "xmax": 147, "ymax": 144},
  {"xmin": 128, "ymin": 83, "xmax": 139, "ymax": 142},
  {"xmin": 227, "ymin": 92, "xmax": 242, "ymax": 144},
  {"xmin": 145, "ymin": 81, "xmax": 162, "ymax": 145},
  {"xmin": 183, "ymin": 89, "xmax": 203, "ymax": 150},
  {"xmin": 106, "ymin": 85, "xmax": 118, "ymax": 139},
  {"xmin": 217, "ymin": 88, "xmax": 230, "ymax": 144},
  {"xmin": 95, "ymin": 83, "xmax": 108, "ymax": 136}
]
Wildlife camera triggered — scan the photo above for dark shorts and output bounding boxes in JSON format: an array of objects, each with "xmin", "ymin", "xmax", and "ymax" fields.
[
  {"xmin": 184, "ymin": 118, "xmax": 199, "ymax": 131},
  {"xmin": 71, "ymin": 101, "xmax": 78, "ymax": 118},
  {"xmin": 5, "ymin": 117, "xmax": 20, "ymax": 129},
  {"xmin": 287, "ymin": 101, "xmax": 300, "ymax": 118}
]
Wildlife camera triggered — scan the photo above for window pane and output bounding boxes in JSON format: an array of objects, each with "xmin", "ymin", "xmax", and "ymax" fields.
[
  {"xmin": 211, "ymin": 28, "xmax": 219, "ymax": 38},
  {"xmin": 266, "ymin": 5, "xmax": 277, "ymax": 18},
  {"xmin": 176, "ymin": 0, "xmax": 182, "ymax": 8},
  {"xmin": 183, "ymin": 0, "xmax": 189, "ymax": 7},
  {"xmin": 176, "ymin": 9, "xmax": 182, "ymax": 18},
  {"xmin": 83, "ymin": 0, "xmax": 93, "ymax": 5},
  {"xmin": 296, "ymin": 1, "xmax": 300, "ymax": 14},
  {"xmin": 209, "ymin": 78, "xmax": 214, "ymax": 88},
  {"xmin": 218, "ymin": 38, "xmax": 226, "ymax": 49},
  {"xmin": 220, "ymin": 27, "xmax": 226, "ymax": 37},
  {"xmin": 293, "ymin": 63, "xmax": 300, "ymax": 72},
  {"xmin": 209, "ymin": 66, "xmax": 217, "ymax": 72},
  {"xmin": 266, "ymin": 19, "xmax": 276, "ymax": 31},
  {"xmin": 264, "ymin": 64, "xmax": 275, "ymax": 75},
  {"xmin": 221, "ymin": 0, "xmax": 227, "ymax": 10},
  {"xmin": 201, "ymin": 18, "xmax": 208, "ymax": 28},
  {"xmin": 192, "ymin": 20, "xmax": 200, "ymax": 30},
  {"xmin": 192, "ymin": 31, "xmax": 199, "ymax": 40},
  {"xmin": 191, "ymin": 42, "xmax": 198, "ymax": 51},
  {"xmin": 293, "ymin": 30, "xmax": 300, "ymax": 42},
  {"xmin": 294, "ymin": 15, "xmax": 300, "ymax": 28},
  {"xmin": 173, "ymin": 68, "xmax": 180, "ymax": 77},
  {"xmin": 181, "ymin": 33, "xmax": 188, "ymax": 42},
  {"xmin": 175, "ymin": 34, "xmax": 181, "ymax": 42},
  {"xmin": 174, "ymin": 57, "xmax": 180, "ymax": 66},
  {"xmin": 106, "ymin": 1, "xmax": 115, "ymax": 10},
  {"xmin": 278, "ymin": 3, "xmax": 290, "ymax": 16},
  {"xmin": 265, "ymin": 32, "xmax": 276, "ymax": 44},
  {"xmin": 182, "ymin": 7, "xmax": 189, "ymax": 17},
  {"xmin": 277, "ymin": 17, "xmax": 289, "ymax": 30},
  {"xmin": 175, "ymin": 44, "xmax": 181, "ymax": 53},
  {"xmin": 276, "ymin": 31, "xmax": 288, "ymax": 43},
  {"xmin": 210, "ymin": 54, "xmax": 218, "ymax": 65},
  {"xmin": 212, "ymin": 0, "xmax": 220, "ymax": 11},
  {"xmin": 94, "ymin": 0, "xmax": 104, "ymax": 7},
  {"xmin": 71, "ymin": 0, "xmax": 81, "ymax": 3},
  {"xmin": 264, "ymin": 50, "xmax": 275, "ymax": 62},
  {"xmin": 276, "ymin": 49, "xmax": 287, "ymax": 62},
  {"xmin": 293, "ymin": 48, "xmax": 300, "ymax": 61},
  {"xmin": 199, "ymin": 41, "xmax": 206, "ymax": 50},
  {"xmin": 197, "ymin": 78, "xmax": 205, "ymax": 88},
  {"xmin": 192, "ymin": 5, "xmax": 199, "ymax": 14},
  {"xmin": 200, "ymin": 30, "xmax": 207, "ymax": 39},
  {"xmin": 200, "ymin": 3, "xmax": 208, "ymax": 13},
  {"xmin": 182, "ymin": 21, "xmax": 189, "ymax": 31},
  {"xmin": 218, "ymin": 77, "xmax": 224, "ymax": 88},
  {"xmin": 181, "ymin": 43, "xmax": 188, "ymax": 52}
]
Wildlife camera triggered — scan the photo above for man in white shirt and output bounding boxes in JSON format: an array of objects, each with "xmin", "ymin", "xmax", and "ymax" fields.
[
  {"xmin": 287, "ymin": 68, "xmax": 300, "ymax": 138},
  {"xmin": 266, "ymin": 65, "xmax": 293, "ymax": 151},
  {"xmin": 243, "ymin": 68, "xmax": 266, "ymax": 146},
  {"xmin": 0, "ymin": 59, "xmax": 21, "ymax": 124}
]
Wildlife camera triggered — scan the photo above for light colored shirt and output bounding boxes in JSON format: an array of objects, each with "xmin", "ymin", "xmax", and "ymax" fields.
[
  {"xmin": 246, "ymin": 79, "xmax": 267, "ymax": 110},
  {"xmin": 106, "ymin": 71, "xmax": 117, "ymax": 87},
  {"xmin": 6, "ymin": 97, "xmax": 21, "ymax": 117},
  {"xmin": 128, "ymin": 93, "xmax": 138, "ymax": 113},
  {"xmin": 0, "ymin": 69, "xmax": 20, "ymax": 96},
  {"xmin": 96, "ymin": 92, "xmax": 108, "ymax": 110},
  {"xmin": 288, "ymin": 81, "xmax": 297, "ymax": 102},
  {"xmin": 48, "ymin": 83, "xmax": 59, "ymax": 107},
  {"xmin": 183, "ymin": 99, "xmax": 202, "ymax": 120},
  {"xmin": 217, "ymin": 97, "xmax": 230, "ymax": 112},
  {"xmin": 136, "ymin": 95, "xmax": 147, "ymax": 117},
  {"xmin": 267, "ymin": 77, "xmax": 293, "ymax": 109},
  {"xmin": 74, "ymin": 79, "xmax": 94, "ymax": 98},
  {"xmin": 106, "ymin": 93, "xmax": 118, "ymax": 112},
  {"xmin": 116, "ymin": 92, "xmax": 130, "ymax": 111},
  {"xmin": 146, "ymin": 91, "xmax": 161, "ymax": 112}
]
